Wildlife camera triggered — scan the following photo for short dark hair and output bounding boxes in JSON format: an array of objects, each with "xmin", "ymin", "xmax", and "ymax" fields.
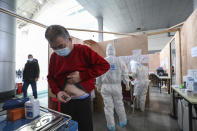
[
  {"xmin": 28, "ymin": 54, "xmax": 33, "ymax": 57},
  {"xmin": 45, "ymin": 25, "xmax": 70, "ymax": 43}
]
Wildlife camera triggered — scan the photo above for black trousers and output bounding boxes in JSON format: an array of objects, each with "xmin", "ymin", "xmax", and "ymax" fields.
[
  {"xmin": 61, "ymin": 96, "xmax": 93, "ymax": 131},
  {"xmin": 22, "ymin": 81, "xmax": 37, "ymax": 98}
]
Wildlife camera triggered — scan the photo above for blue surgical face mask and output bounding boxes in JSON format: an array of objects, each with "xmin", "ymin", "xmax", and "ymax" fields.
[
  {"xmin": 54, "ymin": 47, "xmax": 71, "ymax": 56},
  {"xmin": 28, "ymin": 58, "xmax": 33, "ymax": 61}
]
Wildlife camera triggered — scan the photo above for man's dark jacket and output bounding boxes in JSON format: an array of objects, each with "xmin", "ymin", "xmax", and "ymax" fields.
[{"xmin": 23, "ymin": 59, "xmax": 40, "ymax": 82}]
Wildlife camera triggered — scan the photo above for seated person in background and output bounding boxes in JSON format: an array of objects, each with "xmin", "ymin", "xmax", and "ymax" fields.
[{"xmin": 156, "ymin": 66, "xmax": 164, "ymax": 76}]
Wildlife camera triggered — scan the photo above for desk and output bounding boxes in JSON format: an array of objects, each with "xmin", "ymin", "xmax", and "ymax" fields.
[
  {"xmin": 149, "ymin": 73, "xmax": 171, "ymax": 94},
  {"xmin": 149, "ymin": 73, "xmax": 159, "ymax": 87},
  {"xmin": 172, "ymin": 86, "xmax": 197, "ymax": 131},
  {"xmin": 158, "ymin": 76, "xmax": 171, "ymax": 94}
]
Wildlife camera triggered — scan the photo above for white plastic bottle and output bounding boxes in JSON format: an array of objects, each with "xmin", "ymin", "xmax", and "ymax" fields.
[{"xmin": 25, "ymin": 95, "xmax": 40, "ymax": 119}]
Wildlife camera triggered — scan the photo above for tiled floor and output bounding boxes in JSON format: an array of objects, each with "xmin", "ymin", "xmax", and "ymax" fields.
[{"xmin": 92, "ymin": 87, "xmax": 179, "ymax": 131}]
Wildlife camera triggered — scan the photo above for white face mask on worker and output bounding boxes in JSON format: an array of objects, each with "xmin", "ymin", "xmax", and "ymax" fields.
[{"xmin": 54, "ymin": 47, "xmax": 71, "ymax": 56}]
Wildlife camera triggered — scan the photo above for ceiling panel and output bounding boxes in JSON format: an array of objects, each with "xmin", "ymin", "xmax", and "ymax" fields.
[
  {"xmin": 76, "ymin": 0, "xmax": 193, "ymax": 33},
  {"xmin": 16, "ymin": 0, "xmax": 47, "ymax": 28},
  {"xmin": 15, "ymin": 0, "xmax": 193, "ymax": 32}
]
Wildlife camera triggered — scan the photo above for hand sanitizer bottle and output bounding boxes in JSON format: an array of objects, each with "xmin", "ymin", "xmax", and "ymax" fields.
[{"xmin": 25, "ymin": 95, "xmax": 40, "ymax": 119}]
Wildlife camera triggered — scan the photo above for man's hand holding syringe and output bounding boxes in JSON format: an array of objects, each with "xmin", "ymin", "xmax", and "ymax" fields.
[{"xmin": 57, "ymin": 71, "xmax": 86, "ymax": 103}]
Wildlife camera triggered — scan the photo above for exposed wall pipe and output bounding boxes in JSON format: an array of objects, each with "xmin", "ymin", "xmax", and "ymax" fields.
[{"xmin": 0, "ymin": 7, "xmax": 180, "ymax": 37}]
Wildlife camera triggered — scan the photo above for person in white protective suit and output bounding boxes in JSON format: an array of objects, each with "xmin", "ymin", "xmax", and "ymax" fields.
[
  {"xmin": 130, "ymin": 60, "xmax": 149, "ymax": 112},
  {"xmin": 96, "ymin": 44, "xmax": 130, "ymax": 131}
]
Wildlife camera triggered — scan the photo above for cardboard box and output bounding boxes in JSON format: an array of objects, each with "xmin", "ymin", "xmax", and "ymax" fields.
[{"xmin": 7, "ymin": 107, "xmax": 25, "ymax": 121}]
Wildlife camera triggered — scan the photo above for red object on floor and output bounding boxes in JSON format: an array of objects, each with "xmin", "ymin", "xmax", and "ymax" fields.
[
  {"xmin": 49, "ymin": 97, "xmax": 61, "ymax": 112},
  {"xmin": 16, "ymin": 83, "xmax": 23, "ymax": 94}
]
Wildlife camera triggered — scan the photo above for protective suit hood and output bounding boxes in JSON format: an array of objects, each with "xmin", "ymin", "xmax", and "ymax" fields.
[{"xmin": 106, "ymin": 44, "xmax": 116, "ymax": 57}]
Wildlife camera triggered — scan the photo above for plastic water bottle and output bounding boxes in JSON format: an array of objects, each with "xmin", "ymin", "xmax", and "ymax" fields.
[
  {"xmin": 25, "ymin": 95, "xmax": 40, "ymax": 119},
  {"xmin": 180, "ymin": 84, "xmax": 183, "ymax": 89}
]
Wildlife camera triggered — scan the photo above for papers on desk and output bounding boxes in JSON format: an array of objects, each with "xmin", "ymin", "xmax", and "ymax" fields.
[
  {"xmin": 174, "ymin": 90, "xmax": 192, "ymax": 100},
  {"xmin": 188, "ymin": 69, "xmax": 197, "ymax": 81},
  {"xmin": 183, "ymin": 69, "xmax": 197, "ymax": 92},
  {"xmin": 172, "ymin": 85, "xmax": 180, "ymax": 88},
  {"xmin": 172, "ymin": 85, "xmax": 197, "ymax": 98}
]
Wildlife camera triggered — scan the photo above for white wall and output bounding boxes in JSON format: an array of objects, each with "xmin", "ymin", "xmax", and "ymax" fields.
[
  {"xmin": 148, "ymin": 32, "xmax": 173, "ymax": 51},
  {"xmin": 194, "ymin": 0, "xmax": 197, "ymax": 9},
  {"xmin": 134, "ymin": 29, "xmax": 174, "ymax": 52},
  {"xmin": 112, "ymin": 28, "xmax": 174, "ymax": 52}
]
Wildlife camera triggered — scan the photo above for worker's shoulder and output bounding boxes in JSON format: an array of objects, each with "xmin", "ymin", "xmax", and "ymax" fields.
[
  {"xmin": 33, "ymin": 59, "xmax": 38, "ymax": 62},
  {"xmin": 32, "ymin": 59, "xmax": 39, "ymax": 64}
]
